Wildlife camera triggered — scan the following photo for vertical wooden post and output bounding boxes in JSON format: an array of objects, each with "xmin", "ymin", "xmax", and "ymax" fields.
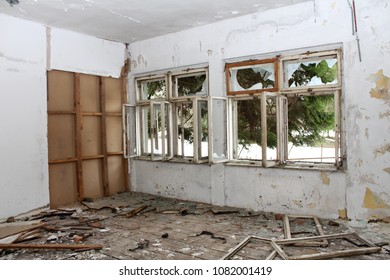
[
  {"xmin": 100, "ymin": 77, "xmax": 109, "ymax": 197},
  {"xmin": 74, "ymin": 73, "xmax": 84, "ymax": 201},
  {"xmin": 121, "ymin": 63, "xmax": 130, "ymax": 192}
]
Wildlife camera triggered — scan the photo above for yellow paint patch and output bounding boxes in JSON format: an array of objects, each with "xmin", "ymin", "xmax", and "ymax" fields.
[
  {"xmin": 293, "ymin": 200, "xmax": 303, "ymax": 207},
  {"xmin": 383, "ymin": 168, "xmax": 390, "ymax": 174},
  {"xmin": 375, "ymin": 144, "xmax": 390, "ymax": 157},
  {"xmin": 367, "ymin": 70, "xmax": 390, "ymax": 103},
  {"xmin": 320, "ymin": 172, "xmax": 330, "ymax": 185},
  {"xmin": 363, "ymin": 188, "xmax": 390, "ymax": 209},
  {"xmin": 307, "ymin": 203, "xmax": 317, "ymax": 209},
  {"xmin": 330, "ymin": 2, "xmax": 337, "ymax": 9},
  {"xmin": 338, "ymin": 209, "xmax": 347, "ymax": 219}
]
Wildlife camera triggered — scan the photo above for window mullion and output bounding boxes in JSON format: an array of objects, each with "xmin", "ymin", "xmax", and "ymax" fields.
[{"xmin": 261, "ymin": 94, "xmax": 267, "ymax": 167}]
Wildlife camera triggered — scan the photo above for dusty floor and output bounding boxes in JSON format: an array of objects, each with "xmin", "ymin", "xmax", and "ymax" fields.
[{"xmin": 1, "ymin": 192, "xmax": 390, "ymax": 260}]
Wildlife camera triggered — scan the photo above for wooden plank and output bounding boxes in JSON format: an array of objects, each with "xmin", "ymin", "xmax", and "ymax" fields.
[
  {"xmin": 0, "ymin": 243, "xmax": 103, "ymax": 251},
  {"xmin": 82, "ymin": 155, "xmax": 104, "ymax": 160},
  {"xmin": 49, "ymin": 158, "xmax": 77, "ymax": 164},
  {"xmin": 108, "ymin": 156, "xmax": 126, "ymax": 195},
  {"xmin": 105, "ymin": 77, "xmax": 122, "ymax": 113},
  {"xmin": 48, "ymin": 111, "xmax": 76, "ymax": 115},
  {"xmin": 47, "ymin": 70, "xmax": 74, "ymax": 111},
  {"xmin": 80, "ymin": 74, "xmax": 100, "ymax": 112},
  {"xmin": 82, "ymin": 160, "xmax": 103, "ymax": 199},
  {"xmin": 290, "ymin": 247, "xmax": 381, "ymax": 260},
  {"xmin": 74, "ymin": 73, "xmax": 84, "ymax": 200},
  {"xmin": 274, "ymin": 232, "xmax": 356, "ymax": 244},
  {"xmin": 283, "ymin": 214, "xmax": 292, "ymax": 239},
  {"xmin": 81, "ymin": 116, "xmax": 102, "ymax": 157},
  {"xmin": 220, "ymin": 236, "xmax": 251, "ymax": 260},
  {"xmin": 270, "ymin": 240, "xmax": 289, "ymax": 260},
  {"xmin": 100, "ymin": 77, "xmax": 109, "ymax": 197},
  {"xmin": 0, "ymin": 222, "xmax": 46, "ymax": 239},
  {"xmin": 106, "ymin": 116, "xmax": 123, "ymax": 153},
  {"xmin": 121, "ymin": 74, "xmax": 129, "ymax": 192},
  {"xmin": 48, "ymin": 115, "xmax": 76, "ymax": 161}
]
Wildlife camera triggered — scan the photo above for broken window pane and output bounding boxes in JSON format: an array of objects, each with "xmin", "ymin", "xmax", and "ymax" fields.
[
  {"xmin": 227, "ymin": 60, "xmax": 277, "ymax": 94},
  {"xmin": 176, "ymin": 74, "xmax": 207, "ymax": 97},
  {"xmin": 284, "ymin": 56, "xmax": 338, "ymax": 88},
  {"xmin": 140, "ymin": 79, "xmax": 166, "ymax": 100},
  {"xmin": 286, "ymin": 94, "xmax": 336, "ymax": 163}
]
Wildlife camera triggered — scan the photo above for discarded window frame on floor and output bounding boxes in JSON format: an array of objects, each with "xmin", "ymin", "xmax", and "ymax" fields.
[{"xmin": 271, "ymin": 232, "xmax": 381, "ymax": 260}]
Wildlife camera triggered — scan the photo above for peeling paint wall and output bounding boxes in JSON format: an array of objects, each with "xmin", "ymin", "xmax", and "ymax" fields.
[
  {"xmin": 129, "ymin": 0, "xmax": 390, "ymax": 220},
  {"xmin": 0, "ymin": 14, "xmax": 49, "ymax": 219}
]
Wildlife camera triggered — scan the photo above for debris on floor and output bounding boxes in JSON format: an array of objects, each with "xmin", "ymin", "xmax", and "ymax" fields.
[{"xmin": 0, "ymin": 192, "xmax": 389, "ymax": 260}]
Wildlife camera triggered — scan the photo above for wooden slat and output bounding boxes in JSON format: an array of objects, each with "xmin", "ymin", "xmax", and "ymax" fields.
[
  {"xmin": 49, "ymin": 158, "xmax": 77, "ymax": 164},
  {"xmin": 100, "ymin": 77, "xmax": 109, "ymax": 197},
  {"xmin": 121, "ymin": 74, "xmax": 129, "ymax": 192},
  {"xmin": 48, "ymin": 111, "xmax": 76, "ymax": 115},
  {"xmin": 82, "ymin": 155, "xmax": 104, "ymax": 160},
  {"xmin": 82, "ymin": 112, "xmax": 102, "ymax": 116},
  {"xmin": 0, "ymin": 243, "xmax": 103, "ymax": 251},
  {"xmin": 74, "ymin": 73, "xmax": 84, "ymax": 200},
  {"xmin": 108, "ymin": 151, "xmax": 124, "ymax": 156},
  {"xmin": 290, "ymin": 247, "xmax": 381, "ymax": 260}
]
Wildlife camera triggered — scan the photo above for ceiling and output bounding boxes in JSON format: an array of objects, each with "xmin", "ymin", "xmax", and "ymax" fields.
[{"xmin": 0, "ymin": 0, "xmax": 310, "ymax": 43}]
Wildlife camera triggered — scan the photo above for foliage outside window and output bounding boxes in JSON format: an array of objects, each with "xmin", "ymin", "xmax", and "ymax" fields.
[
  {"xmin": 132, "ymin": 70, "xmax": 211, "ymax": 163},
  {"xmin": 226, "ymin": 58, "xmax": 278, "ymax": 95}
]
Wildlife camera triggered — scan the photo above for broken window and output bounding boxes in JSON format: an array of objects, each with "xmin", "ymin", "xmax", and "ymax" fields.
[
  {"xmin": 226, "ymin": 58, "xmax": 278, "ymax": 95},
  {"xmin": 228, "ymin": 50, "xmax": 343, "ymax": 168},
  {"xmin": 128, "ymin": 69, "xmax": 212, "ymax": 163},
  {"xmin": 231, "ymin": 93, "xmax": 282, "ymax": 167}
]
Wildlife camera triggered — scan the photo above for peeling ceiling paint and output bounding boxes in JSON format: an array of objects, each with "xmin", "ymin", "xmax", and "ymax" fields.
[{"xmin": 0, "ymin": 0, "xmax": 311, "ymax": 43}]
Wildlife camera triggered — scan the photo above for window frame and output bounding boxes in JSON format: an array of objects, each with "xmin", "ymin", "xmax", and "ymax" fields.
[
  {"xmin": 227, "ymin": 49, "xmax": 344, "ymax": 169},
  {"xmin": 225, "ymin": 58, "xmax": 279, "ymax": 96}
]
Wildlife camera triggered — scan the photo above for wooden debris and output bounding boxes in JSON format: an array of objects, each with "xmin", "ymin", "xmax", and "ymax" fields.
[
  {"xmin": 271, "ymin": 232, "xmax": 381, "ymax": 260},
  {"xmin": 0, "ymin": 243, "xmax": 103, "ymax": 251},
  {"xmin": 195, "ymin": 231, "xmax": 226, "ymax": 242},
  {"xmin": 221, "ymin": 236, "xmax": 273, "ymax": 260},
  {"xmin": 0, "ymin": 221, "xmax": 46, "ymax": 239},
  {"xmin": 126, "ymin": 205, "xmax": 147, "ymax": 218}
]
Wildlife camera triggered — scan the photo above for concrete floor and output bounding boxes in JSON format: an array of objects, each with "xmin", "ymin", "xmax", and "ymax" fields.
[{"xmin": 1, "ymin": 192, "xmax": 389, "ymax": 260}]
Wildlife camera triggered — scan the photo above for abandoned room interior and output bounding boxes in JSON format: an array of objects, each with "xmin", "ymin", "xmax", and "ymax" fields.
[{"xmin": 0, "ymin": 0, "xmax": 389, "ymax": 260}]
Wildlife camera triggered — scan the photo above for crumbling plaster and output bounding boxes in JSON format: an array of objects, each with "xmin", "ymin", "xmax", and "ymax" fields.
[{"xmin": 129, "ymin": 0, "xmax": 390, "ymax": 220}]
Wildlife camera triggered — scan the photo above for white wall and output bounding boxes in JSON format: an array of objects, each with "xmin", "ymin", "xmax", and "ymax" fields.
[
  {"xmin": 0, "ymin": 14, "xmax": 125, "ymax": 220},
  {"xmin": 129, "ymin": 0, "xmax": 390, "ymax": 220},
  {"xmin": 0, "ymin": 14, "xmax": 49, "ymax": 219},
  {"xmin": 49, "ymin": 27, "xmax": 125, "ymax": 78}
]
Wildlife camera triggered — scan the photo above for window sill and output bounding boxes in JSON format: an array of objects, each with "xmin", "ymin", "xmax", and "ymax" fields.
[
  {"xmin": 225, "ymin": 160, "xmax": 344, "ymax": 172},
  {"xmin": 131, "ymin": 156, "xmax": 209, "ymax": 165}
]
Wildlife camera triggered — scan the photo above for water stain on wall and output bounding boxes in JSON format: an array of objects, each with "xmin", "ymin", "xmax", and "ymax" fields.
[
  {"xmin": 363, "ymin": 187, "xmax": 390, "ymax": 209},
  {"xmin": 367, "ymin": 70, "xmax": 390, "ymax": 104}
]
